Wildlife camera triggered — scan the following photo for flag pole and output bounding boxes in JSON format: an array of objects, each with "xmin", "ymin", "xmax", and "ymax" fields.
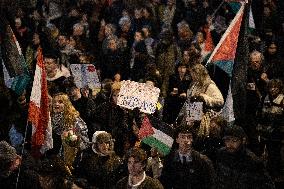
[
  {"xmin": 15, "ymin": 119, "xmax": 30, "ymax": 189},
  {"xmin": 211, "ymin": 0, "xmax": 225, "ymax": 19}
]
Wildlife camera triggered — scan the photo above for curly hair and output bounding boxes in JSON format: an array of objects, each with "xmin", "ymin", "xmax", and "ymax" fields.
[{"xmin": 52, "ymin": 93, "xmax": 79, "ymax": 129}]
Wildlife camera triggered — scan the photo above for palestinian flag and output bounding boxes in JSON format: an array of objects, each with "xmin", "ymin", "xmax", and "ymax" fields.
[
  {"xmin": 139, "ymin": 115, "xmax": 174, "ymax": 156},
  {"xmin": 0, "ymin": 23, "xmax": 30, "ymax": 95},
  {"xmin": 206, "ymin": 1, "xmax": 245, "ymax": 77},
  {"xmin": 204, "ymin": 27, "xmax": 215, "ymax": 54}
]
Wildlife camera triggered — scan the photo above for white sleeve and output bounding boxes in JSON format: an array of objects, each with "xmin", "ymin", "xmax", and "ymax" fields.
[{"xmin": 200, "ymin": 83, "xmax": 224, "ymax": 108}]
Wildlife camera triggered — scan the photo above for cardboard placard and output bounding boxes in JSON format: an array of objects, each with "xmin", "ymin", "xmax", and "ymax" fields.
[
  {"xmin": 70, "ymin": 64, "xmax": 100, "ymax": 89},
  {"xmin": 117, "ymin": 80, "xmax": 160, "ymax": 114},
  {"xmin": 186, "ymin": 101, "xmax": 204, "ymax": 121}
]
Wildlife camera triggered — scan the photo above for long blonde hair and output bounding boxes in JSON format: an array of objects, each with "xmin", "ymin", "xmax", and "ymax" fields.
[{"xmin": 52, "ymin": 93, "xmax": 80, "ymax": 129}]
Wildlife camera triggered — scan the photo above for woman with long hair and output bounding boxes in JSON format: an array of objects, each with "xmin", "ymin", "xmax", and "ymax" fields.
[
  {"xmin": 178, "ymin": 64, "xmax": 224, "ymax": 137},
  {"xmin": 47, "ymin": 93, "xmax": 89, "ymax": 156}
]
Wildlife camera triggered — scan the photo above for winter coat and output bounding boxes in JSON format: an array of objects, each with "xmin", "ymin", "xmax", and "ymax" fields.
[
  {"xmin": 215, "ymin": 147, "xmax": 275, "ymax": 189},
  {"xmin": 76, "ymin": 147, "xmax": 123, "ymax": 189},
  {"xmin": 163, "ymin": 73, "xmax": 191, "ymax": 124},
  {"xmin": 0, "ymin": 169, "xmax": 41, "ymax": 189},
  {"xmin": 246, "ymin": 67, "xmax": 267, "ymax": 115},
  {"xmin": 0, "ymin": 153, "xmax": 41, "ymax": 189},
  {"xmin": 259, "ymin": 94, "xmax": 284, "ymax": 142},
  {"xmin": 178, "ymin": 80, "xmax": 224, "ymax": 136},
  {"xmin": 156, "ymin": 43, "xmax": 181, "ymax": 97},
  {"xmin": 47, "ymin": 116, "xmax": 89, "ymax": 156},
  {"xmin": 71, "ymin": 96, "xmax": 97, "ymax": 140},
  {"xmin": 160, "ymin": 150, "xmax": 216, "ymax": 189},
  {"xmin": 187, "ymin": 80, "xmax": 224, "ymax": 109}
]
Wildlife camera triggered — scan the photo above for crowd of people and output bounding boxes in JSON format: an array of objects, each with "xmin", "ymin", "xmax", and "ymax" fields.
[{"xmin": 0, "ymin": 0, "xmax": 284, "ymax": 188}]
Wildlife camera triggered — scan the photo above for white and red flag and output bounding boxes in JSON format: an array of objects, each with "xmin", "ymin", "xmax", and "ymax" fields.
[{"xmin": 28, "ymin": 47, "xmax": 52, "ymax": 157}]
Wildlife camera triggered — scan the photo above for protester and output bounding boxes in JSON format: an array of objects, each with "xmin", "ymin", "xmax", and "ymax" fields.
[
  {"xmin": 67, "ymin": 85, "xmax": 97, "ymax": 140},
  {"xmin": 245, "ymin": 50, "xmax": 268, "ymax": 155},
  {"xmin": 178, "ymin": 64, "xmax": 224, "ymax": 137},
  {"xmin": 47, "ymin": 93, "xmax": 89, "ymax": 156},
  {"xmin": 160, "ymin": 124, "xmax": 216, "ymax": 189},
  {"xmin": 75, "ymin": 131, "xmax": 123, "ymax": 189},
  {"xmin": 0, "ymin": 141, "xmax": 41, "ymax": 189},
  {"xmin": 215, "ymin": 125, "xmax": 275, "ymax": 189},
  {"xmin": 257, "ymin": 79, "xmax": 284, "ymax": 182},
  {"xmin": 163, "ymin": 62, "xmax": 190, "ymax": 124},
  {"xmin": 116, "ymin": 147, "xmax": 164, "ymax": 189},
  {"xmin": 1, "ymin": 0, "xmax": 284, "ymax": 188}
]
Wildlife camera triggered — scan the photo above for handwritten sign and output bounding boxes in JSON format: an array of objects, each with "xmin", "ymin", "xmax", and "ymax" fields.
[
  {"xmin": 117, "ymin": 80, "xmax": 160, "ymax": 114},
  {"xmin": 70, "ymin": 64, "xmax": 100, "ymax": 89},
  {"xmin": 186, "ymin": 102, "xmax": 204, "ymax": 121}
]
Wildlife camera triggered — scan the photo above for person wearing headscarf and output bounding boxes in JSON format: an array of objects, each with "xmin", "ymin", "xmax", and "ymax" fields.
[{"xmin": 75, "ymin": 131, "xmax": 123, "ymax": 189}]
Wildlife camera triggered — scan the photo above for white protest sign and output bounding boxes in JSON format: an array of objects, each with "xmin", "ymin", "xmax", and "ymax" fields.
[
  {"xmin": 186, "ymin": 102, "xmax": 204, "ymax": 121},
  {"xmin": 70, "ymin": 64, "xmax": 101, "ymax": 89},
  {"xmin": 117, "ymin": 80, "xmax": 160, "ymax": 114}
]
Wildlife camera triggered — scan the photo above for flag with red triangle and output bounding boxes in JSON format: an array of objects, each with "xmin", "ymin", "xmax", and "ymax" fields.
[
  {"xmin": 206, "ymin": 2, "xmax": 246, "ymax": 77},
  {"xmin": 139, "ymin": 115, "xmax": 174, "ymax": 156}
]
